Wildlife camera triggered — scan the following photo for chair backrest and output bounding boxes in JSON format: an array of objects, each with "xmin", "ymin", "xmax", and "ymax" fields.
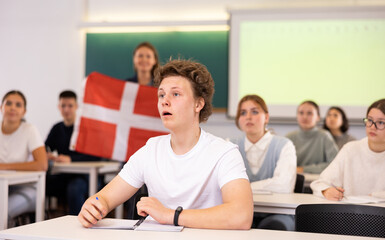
[
  {"xmin": 296, "ymin": 204, "xmax": 385, "ymax": 238},
  {"xmin": 294, "ymin": 174, "xmax": 305, "ymax": 193},
  {"xmin": 131, "ymin": 185, "xmax": 149, "ymax": 220}
]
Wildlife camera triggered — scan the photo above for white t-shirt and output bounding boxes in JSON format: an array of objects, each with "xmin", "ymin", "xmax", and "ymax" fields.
[
  {"xmin": 311, "ymin": 137, "xmax": 385, "ymax": 198},
  {"xmin": 0, "ymin": 122, "xmax": 44, "ymax": 163},
  {"xmin": 119, "ymin": 129, "xmax": 248, "ymax": 210}
]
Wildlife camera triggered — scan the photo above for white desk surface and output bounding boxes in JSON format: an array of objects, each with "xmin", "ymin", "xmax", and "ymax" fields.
[
  {"xmin": 0, "ymin": 171, "xmax": 46, "ymax": 230},
  {"xmin": 51, "ymin": 161, "xmax": 121, "ymax": 175},
  {"xmin": 253, "ymin": 193, "xmax": 385, "ymax": 215},
  {"xmin": 0, "ymin": 215, "xmax": 375, "ymax": 240}
]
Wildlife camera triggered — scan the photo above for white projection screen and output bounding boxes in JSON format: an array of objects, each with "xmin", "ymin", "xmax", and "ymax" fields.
[{"xmin": 228, "ymin": 7, "xmax": 385, "ymax": 122}]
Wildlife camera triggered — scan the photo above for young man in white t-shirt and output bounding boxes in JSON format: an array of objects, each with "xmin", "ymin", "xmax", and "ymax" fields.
[{"xmin": 78, "ymin": 59, "xmax": 253, "ymax": 230}]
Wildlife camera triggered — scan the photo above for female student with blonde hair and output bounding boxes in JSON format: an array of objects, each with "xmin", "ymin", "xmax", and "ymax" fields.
[
  {"xmin": 233, "ymin": 94, "xmax": 296, "ymax": 230},
  {"xmin": 78, "ymin": 59, "xmax": 253, "ymax": 230},
  {"xmin": 0, "ymin": 90, "xmax": 47, "ymax": 225},
  {"xmin": 311, "ymin": 99, "xmax": 385, "ymax": 200}
]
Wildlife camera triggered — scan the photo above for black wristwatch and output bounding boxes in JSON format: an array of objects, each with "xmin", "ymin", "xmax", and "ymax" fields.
[{"xmin": 173, "ymin": 206, "xmax": 183, "ymax": 226}]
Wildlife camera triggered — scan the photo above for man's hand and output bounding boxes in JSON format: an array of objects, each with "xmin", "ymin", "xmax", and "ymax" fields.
[
  {"xmin": 53, "ymin": 154, "xmax": 71, "ymax": 163},
  {"xmin": 136, "ymin": 197, "xmax": 174, "ymax": 225},
  {"xmin": 78, "ymin": 196, "xmax": 108, "ymax": 228}
]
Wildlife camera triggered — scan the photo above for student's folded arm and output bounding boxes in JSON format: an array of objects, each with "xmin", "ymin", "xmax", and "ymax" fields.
[
  {"xmin": 0, "ymin": 146, "xmax": 48, "ymax": 171},
  {"xmin": 178, "ymin": 178, "xmax": 253, "ymax": 230}
]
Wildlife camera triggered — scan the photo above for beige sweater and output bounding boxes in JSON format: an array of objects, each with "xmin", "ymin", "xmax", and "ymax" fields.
[{"xmin": 311, "ymin": 137, "xmax": 385, "ymax": 198}]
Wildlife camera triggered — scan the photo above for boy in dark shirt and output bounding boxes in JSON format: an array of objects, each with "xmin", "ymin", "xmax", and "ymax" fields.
[{"xmin": 46, "ymin": 90, "xmax": 101, "ymax": 215}]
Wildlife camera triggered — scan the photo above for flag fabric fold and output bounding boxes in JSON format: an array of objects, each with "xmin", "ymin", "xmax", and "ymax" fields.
[{"xmin": 70, "ymin": 72, "xmax": 168, "ymax": 162}]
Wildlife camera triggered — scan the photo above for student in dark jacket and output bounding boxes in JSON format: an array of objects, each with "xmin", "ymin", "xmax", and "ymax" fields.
[{"xmin": 45, "ymin": 90, "xmax": 101, "ymax": 215}]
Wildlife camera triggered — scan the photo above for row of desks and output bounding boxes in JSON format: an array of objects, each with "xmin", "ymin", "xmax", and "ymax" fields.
[
  {"xmin": 0, "ymin": 215, "xmax": 378, "ymax": 240},
  {"xmin": 1, "ymin": 165, "xmax": 384, "ymax": 236},
  {"xmin": 0, "ymin": 161, "xmax": 122, "ymax": 230}
]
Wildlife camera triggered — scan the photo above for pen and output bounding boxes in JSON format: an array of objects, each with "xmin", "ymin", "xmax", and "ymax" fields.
[
  {"xmin": 331, "ymin": 183, "xmax": 344, "ymax": 193},
  {"xmin": 133, "ymin": 217, "xmax": 146, "ymax": 230},
  {"xmin": 95, "ymin": 197, "xmax": 103, "ymax": 218}
]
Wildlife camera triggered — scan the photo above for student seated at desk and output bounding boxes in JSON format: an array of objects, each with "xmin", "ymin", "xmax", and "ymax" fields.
[
  {"xmin": 0, "ymin": 90, "xmax": 47, "ymax": 226},
  {"xmin": 78, "ymin": 59, "xmax": 253, "ymax": 230},
  {"xmin": 311, "ymin": 99, "xmax": 385, "ymax": 200},
  {"xmin": 323, "ymin": 106, "xmax": 356, "ymax": 150},
  {"xmin": 45, "ymin": 90, "xmax": 101, "ymax": 215},
  {"xmin": 286, "ymin": 100, "xmax": 338, "ymax": 174},
  {"xmin": 232, "ymin": 94, "xmax": 296, "ymax": 230}
]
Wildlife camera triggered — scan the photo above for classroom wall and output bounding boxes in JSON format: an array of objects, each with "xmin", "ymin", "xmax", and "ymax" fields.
[
  {"xmin": 0, "ymin": 0, "xmax": 86, "ymax": 139},
  {"xmin": 86, "ymin": 0, "xmax": 385, "ymax": 22},
  {"xmin": 0, "ymin": 0, "xmax": 378, "ymax": 140},
  {"xmin": 201, "ymin": 113, "xmax": 367, "ymax": 141}
]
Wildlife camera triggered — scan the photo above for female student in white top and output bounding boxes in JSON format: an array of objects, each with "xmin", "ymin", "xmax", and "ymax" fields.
[
  {"xmin": 233, "ymin": 94, "xmax": 296, "ymax": 230},
  {"xmin": 78, "ymin": 59, "xmax": 253, "ymax": 230},
  {"xmin": 311, "ymin": 99, "xmax": 385, "ymax": 200},
  {"xmin": 0, "ymin": 90, "xmax": 47, "ymax": 223}
]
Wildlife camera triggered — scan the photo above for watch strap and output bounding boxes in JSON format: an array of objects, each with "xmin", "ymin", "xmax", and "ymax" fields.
[{"xmin": 173, "ymin": 206, "xmax": 183, "ymax": 226}]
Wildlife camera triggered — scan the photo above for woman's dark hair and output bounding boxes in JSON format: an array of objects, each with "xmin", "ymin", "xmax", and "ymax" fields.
[
  {"xmin": 323, "ymin": 106, "xmax": 349, "ymax": 133},
  {"xmin": 367, "ymin": 98, "xmax": 385, "ymax": 116},
  {"xmin": 2, "ymin": 90, "xmax": 27, "ymax": 109},
  {"xmin": 299, "ymin": 100, "xmax": 320, "ymax": 117},
  {"xmin": 133, "ymin": 42, "xmax": 160, "ymax": 77}
]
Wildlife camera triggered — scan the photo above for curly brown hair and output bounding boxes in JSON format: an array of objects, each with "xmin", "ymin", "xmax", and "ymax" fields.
[{"xmin": 154, "ymin": 59, "xmax": 214, "ymax": 123}]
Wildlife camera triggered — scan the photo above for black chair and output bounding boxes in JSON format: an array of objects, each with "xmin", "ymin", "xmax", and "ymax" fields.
[
  {"xmin": 294, "ymin": 174, "xmax": 305, "ymax": 193},
  {"xmin": 296, "ymin": 204, "xmax": 385, "ymax": 238},
  {"xmin": 126, "ymin": 185, "xmax": 148, "ymax": 220}
]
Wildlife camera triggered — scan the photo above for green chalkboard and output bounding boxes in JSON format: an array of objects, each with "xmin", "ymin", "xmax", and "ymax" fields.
[{"xmin": 85, "ymin": 31, "xmax": 228, "ymax": 108}]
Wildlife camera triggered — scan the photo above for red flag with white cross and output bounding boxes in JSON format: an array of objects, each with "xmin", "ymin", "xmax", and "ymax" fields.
[{"xmin": 70, "ymin": 72, "xmax": 168, "ymax": 162}]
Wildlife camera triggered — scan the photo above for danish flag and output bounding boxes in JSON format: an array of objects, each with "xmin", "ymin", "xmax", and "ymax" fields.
[{"xmin": 70, "ymin": 72, "xmax": 168, "ymax": 162}]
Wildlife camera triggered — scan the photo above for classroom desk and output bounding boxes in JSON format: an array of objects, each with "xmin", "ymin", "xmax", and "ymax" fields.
[
  {"xmin": 253, "ymin": 193, "xmax": 385, "ymax": 215},
  {"xmin": 0, "ymin": 215, "xmax": 376, "ymax": 240},
  {"xmin": 0, "ymin": 171, "xmax": 46, "ymax": 230},
  {"xmin": 51, "ymin": 161, "xmax": 123, "ymax": 218}
]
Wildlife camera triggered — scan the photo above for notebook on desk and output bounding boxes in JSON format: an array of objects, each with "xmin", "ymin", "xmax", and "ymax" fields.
[
  {"xmin": 343, "ymin": 195, "xmax": 385, "ymax": 204},
  {"xmin": 91, "ymin": 217, "xmax": 184, "ymax": 232}
]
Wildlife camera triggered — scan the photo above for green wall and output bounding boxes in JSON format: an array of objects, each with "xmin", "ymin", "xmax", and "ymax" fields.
[{"xmin": 85, "ymin": 31, "xmax": 229, "ymax": 108}]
